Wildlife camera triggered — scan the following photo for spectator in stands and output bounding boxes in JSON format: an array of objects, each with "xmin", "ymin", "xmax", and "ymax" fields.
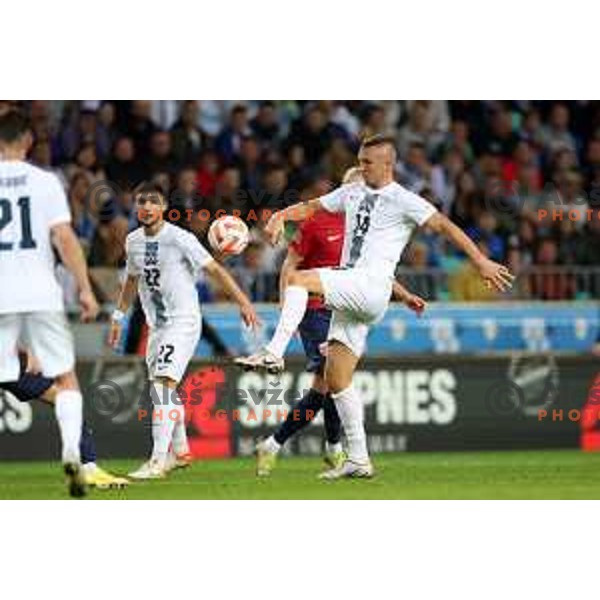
[
  {"xmin": 450, "ymin": 241, "xmax": 499, "ymax": 301},
  {"xmin": 146, "ymin": 130, "xmax": 177, "ymax": 177},
  {"xmin": 397, "ymin": 141, "xmax": 433, "ymax": 192},
  {"xmin": 195, "ymin": 149, "xmax": 220, "ymax": 198},
  {"xmin": 479, "ymin": 106, "xmax": 518, "ymax": 157},
  {"xmin": 529, "ymin": 237, "xmax": 575, "ymax": 300},
  {"xmin": 466, "ymin": 211, "xmax": 505, "ymax": 262},
  {"xmin": 397, "ymin": 100, "xmax": 443, "ymax": 158},
  {"xmin": 401, "ymin": 241, "xmax": 439, "ymax": 300},
  {"xmin": 215, "ymin": 104, "xmax": 251, "ymax": 163},
  {"xmin": 123, "ymin": 100, "xmax": 157, "ymax": 154},
  {"xmin": 286, "ymin": 144, "xmax": 308, "ymax": 191},
  {"xmin": 360, "ymin": 103, "xmax": 388, "ymax": 140},
  {"xmin": 236, "ymin": 135, "xmax": 263, "ymax": 194},
  {"xmin": 87, "ymin": 200, "xmax": 128, "ymax": 268},
  {"xmin": 170, "ymin": 100, "xmax": 206, "ymax": 166},
  {"xmin": 322, "ymin": 137, "xmax": 356, "ymax": 184},
  {"xmin": 286, "ymin": 105, "xmax": 334, "ymax": 165},
  {"xmin": 12, "ymin": 99, "xmax": 600, "ymax": 309},
  {"xmin": 441, "ymin": 119, "xmax": 474, "ymax": 164},
  {"xmin": 68, "ymin": 170, "xmax": 96, "ymax": 242},
  {"xmin": 231, "ymin": 241, "xmax": 270, "ymax": 301},
  {"xmin": 58, "ymin": 108, "xmax": 111, "ymax": 163},
  {"xmin": 541, "ymin": 103, "xmax": 577, "ymax": 155},
  {"xmin": 250, "ymin": 101, "xmax": 281, "ymax": 149},
  {"xmin": 105, "ymin": 136, "xmax": 145, "ymax": 189}
]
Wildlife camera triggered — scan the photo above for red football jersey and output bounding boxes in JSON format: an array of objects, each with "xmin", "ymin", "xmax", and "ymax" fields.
[{"xmin": 289, "ymin": 211, "xmax": 345, "ymax": 309}]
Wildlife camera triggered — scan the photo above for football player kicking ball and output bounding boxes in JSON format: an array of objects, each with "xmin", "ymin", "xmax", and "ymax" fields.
[
  {"xmin": 109, "ymin": 183, "xmax": 259, "ymax": 480},
  {"xmin": 0, "ymin": 350, "xmax": 128, "ymax": 489},
  {"xmin": 0, "ymin": 110, "xmax": 101, "ymax": 497},
  {"xmin": 236, "ymin": 135, "xmax": 514, "ymax": 479},
  {"xmin": 255, "ymin": 167, "xmax": 427, "ymax": 477}
]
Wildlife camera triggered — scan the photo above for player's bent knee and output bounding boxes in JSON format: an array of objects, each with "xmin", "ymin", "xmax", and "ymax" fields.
[
  {"xmin": 288, "ymin": 270, "xmax": 309, "ymax": 287},
  {"xmin": 324, "ymin": 367, "xmax": 351, "ymax": 395},
  {"xmin": 54, "ymin": 371, "xmax": 79, "ymax": 392}
]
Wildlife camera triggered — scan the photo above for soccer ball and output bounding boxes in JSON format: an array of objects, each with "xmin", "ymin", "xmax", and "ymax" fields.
[{"xmin": 207, "ymin": 215, "xmax": 250, "ymax": 256}]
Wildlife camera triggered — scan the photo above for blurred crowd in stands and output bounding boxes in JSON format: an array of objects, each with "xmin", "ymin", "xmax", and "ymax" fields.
[{"xmin": 3, "ymin": 100, "xmax": 600, "ymax": 304}]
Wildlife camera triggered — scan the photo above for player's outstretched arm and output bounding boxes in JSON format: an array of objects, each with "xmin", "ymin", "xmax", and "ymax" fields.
[
  {"xmin": 264, "ymin": 198, "xmax": 324, "ymax": 245},
  {"xmin": 204, "ymin": 260, "xmax": 260, "ymax": 329},
  {"xmin": 391, "ymin": 281, "xmax": 427, "ymax": 315},
  {"xmin": 108, "ymin": 274, "xmax": 139, "ymax": 349},
  {"xmin": 424, "ymin": 213, "xmax": 515, "ymax": 292},
  {"xmin": 51, "ymin": 223, "xmax": 99, "ymax": 322}
]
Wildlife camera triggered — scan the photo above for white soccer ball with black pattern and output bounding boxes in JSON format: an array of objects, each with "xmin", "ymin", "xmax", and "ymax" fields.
[{"xmin": 207, "ymin": 215, "xmax": 250, "ymax": 256}]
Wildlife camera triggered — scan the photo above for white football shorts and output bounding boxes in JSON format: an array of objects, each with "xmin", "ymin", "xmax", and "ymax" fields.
[
  {"xmin": 0, "ymin": 311, "xmax": 75, "ymax": 381},
  {"xmin": 316, "ymin": 268, "xmax": 392, "ymax": 358},
  {"xmin": 146, "ymin": 320, "xmax": 201, "ymax": 383}
]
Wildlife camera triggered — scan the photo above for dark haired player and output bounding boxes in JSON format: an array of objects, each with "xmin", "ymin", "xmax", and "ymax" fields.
[
  {"xmin": 110, "ymin": 183, "xmax": 259, "ymax": 479},
  {"xmin": 0, "ymin": 110, "xmax": 101, "ymax": 497}
]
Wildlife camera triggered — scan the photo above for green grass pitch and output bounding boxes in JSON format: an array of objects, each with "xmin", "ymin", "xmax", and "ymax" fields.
[{"xmin": 2, "ymin": 450, "xmax": 600, "ymax": 499}]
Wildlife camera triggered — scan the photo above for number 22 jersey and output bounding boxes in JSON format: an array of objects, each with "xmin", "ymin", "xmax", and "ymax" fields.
[{"xmin": 125, "ymin": 222, "xmax": 214, "ymax": 329}]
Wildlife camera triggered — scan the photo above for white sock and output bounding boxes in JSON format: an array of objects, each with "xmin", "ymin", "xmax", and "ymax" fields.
[
  {"xmin": 81, "ymin": 462, "xmax": 97, "ymax": 475},
  {"xmin": 171, "ymin": 408, "xmax": 190, "ymax": 456},
  {"xmin": 54, "ymin": 389, "xmax": 83, "ymax": 464},
  {"xmin": 325, "ymin": 441, "xmax": 343, "ymax": 455},
  {"xmin": 332, "ymin": 385, "xmax": 369, "ymax": 463},
  {"xmin": 151, "ymin": 382, "xmax": 182, "ymax": 465},
  {"xmin": 266, "ymin": 285, "xmax": 308, "ymax": 358},
  {"xmin": 262, "ymin": 435, "xmax": 281, "ymax": 454}
]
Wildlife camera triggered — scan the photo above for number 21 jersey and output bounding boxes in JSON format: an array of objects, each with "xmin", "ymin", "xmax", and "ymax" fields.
[{"xmin": 0, "ymin": 160, "xmax": 71, "ymax": 314}]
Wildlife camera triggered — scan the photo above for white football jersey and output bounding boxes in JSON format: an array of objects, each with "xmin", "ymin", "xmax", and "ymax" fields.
[
  {"xmin": 319, "ymin": 180, "xmax": 437, "ymax": 280},
  {"xmin": 0, "ymin": 160, "xmax": 71, "ymax": 314},
  {"xmin": 126, "ymin": 222, "xmax": 214, "ymax": 329}
]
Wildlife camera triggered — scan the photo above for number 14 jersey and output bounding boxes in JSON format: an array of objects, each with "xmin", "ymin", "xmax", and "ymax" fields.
[{"xmin": 319, "ymin": 180, "xmax": 437, "ymax": 281}]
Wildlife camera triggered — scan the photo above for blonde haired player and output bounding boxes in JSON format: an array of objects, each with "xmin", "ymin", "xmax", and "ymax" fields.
[
  {"xmin": 237, "ymin": 135, "xmax": 514, "ymax": 479},
  {"xmin": 110, "ymin": 183, "xmax": 259, "ymax": 479}
]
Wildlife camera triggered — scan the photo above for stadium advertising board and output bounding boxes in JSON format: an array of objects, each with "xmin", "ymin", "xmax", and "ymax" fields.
[{"xmin": 0, "ymin": 355, "xmax": 598, "ymax": 461}]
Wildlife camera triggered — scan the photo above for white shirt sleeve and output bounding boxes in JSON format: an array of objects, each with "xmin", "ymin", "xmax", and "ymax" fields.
[
  {"xmin": 44, "ymin": 173, "xmax": 71, "ymax": 227},
  {"xmin": 402, "ymin": 190, "xmax": 438, "ymax": 226},
  {"xmin": 179, "ymin": 231, "xmax": 214, "ymax": 275},
  {"xmin": 318, "ymin": 185, "xmax": 348, "ymax": 214}
]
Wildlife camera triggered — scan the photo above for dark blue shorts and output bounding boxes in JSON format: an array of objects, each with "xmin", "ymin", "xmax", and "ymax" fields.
[
  {"xmin": 0, "ymin": 352, "xmax": 54, "ymax": 402},
  {"xmin": 297, "ymin": 308, "xmax": 332, "ymax": 375}
]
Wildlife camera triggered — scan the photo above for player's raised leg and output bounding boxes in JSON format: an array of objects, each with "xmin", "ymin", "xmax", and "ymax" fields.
[{"xmin": 235, "ymin": 269, "xmax": 324, "ymax": 373}]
